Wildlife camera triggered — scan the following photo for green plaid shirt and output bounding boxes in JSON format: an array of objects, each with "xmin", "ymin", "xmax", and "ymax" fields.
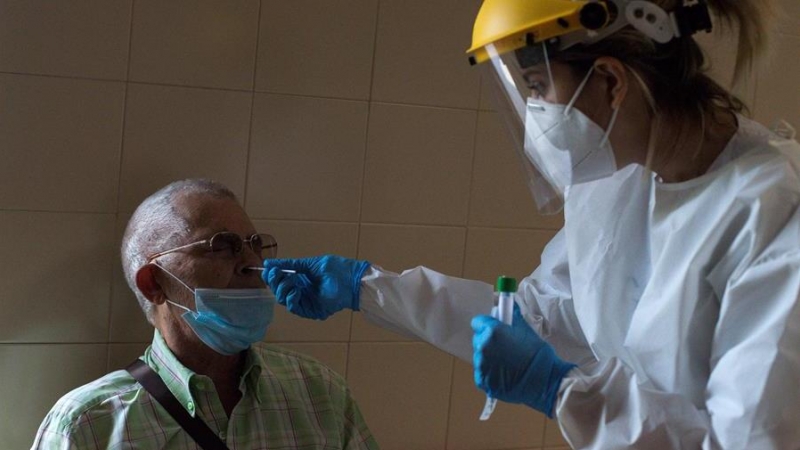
[{"xmin": 32, "ymin": 331, "xmax": 379, "ymax": 449}]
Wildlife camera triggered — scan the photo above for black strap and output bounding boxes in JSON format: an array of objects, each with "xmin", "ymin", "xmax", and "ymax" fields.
[{"xmin": 126, "ymin": 359, "xmax": 230, "ymax": 450}]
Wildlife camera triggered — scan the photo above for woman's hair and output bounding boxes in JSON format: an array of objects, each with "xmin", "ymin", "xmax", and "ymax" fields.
[{"xmin": 555, "ymin": 0, "xmax": 774, "ymax": 167}]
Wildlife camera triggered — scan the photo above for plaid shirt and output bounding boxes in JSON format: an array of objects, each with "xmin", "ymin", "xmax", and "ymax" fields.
[{"xmin": 32, "ymin": 331, "xmax": 379, "ymax": 449}]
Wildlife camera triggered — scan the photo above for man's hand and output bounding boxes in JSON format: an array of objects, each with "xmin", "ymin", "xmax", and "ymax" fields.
[{"xmin": 262, "ymin": 255, "xmax": 371, "ymax": 320}]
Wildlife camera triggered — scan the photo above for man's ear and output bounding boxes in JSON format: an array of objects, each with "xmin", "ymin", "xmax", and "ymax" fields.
[
  {"xmin": 135, "ymin": 264, "xmax": 167, "ymax": 305},
  {"xmin": 593, "ymin": 56, "xmax": 629, "ymax": 110}
]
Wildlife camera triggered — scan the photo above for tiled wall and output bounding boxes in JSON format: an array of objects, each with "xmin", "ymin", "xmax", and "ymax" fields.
[{"xmin": 1, "ymin": 1, "xmax": 797, "ymax": 449}]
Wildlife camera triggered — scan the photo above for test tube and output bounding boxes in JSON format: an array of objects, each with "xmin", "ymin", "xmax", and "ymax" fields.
[{"xmin": 479, "ymin": 275, "xmax": 518, "ymax": 421}]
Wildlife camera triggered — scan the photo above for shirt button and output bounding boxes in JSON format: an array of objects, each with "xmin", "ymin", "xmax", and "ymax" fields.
[{"xmin": 187, "ymin": 401, "xmax": 195, "ymax": 412}]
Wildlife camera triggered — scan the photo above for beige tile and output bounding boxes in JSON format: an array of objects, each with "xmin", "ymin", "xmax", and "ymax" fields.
[
  {"xmin": 108, "ymin": 342, "xmax": 150, "ymax": 371},
  {"xmin": 371, "ymin": 0, "xmax": 483, "ymax": 109},
  {"xmin": 347, "ymin": 343, "xmax": 454, "ymax": 450},
  {"xmin": 256, "ymin": 0, "xmax": 378, "ymax": 99},
  {"xmin": 245, "ymin": 94, "xmax": 368, "ymax": 222},
  {"xmin": 544, "ymin": 418, "xmax": 571, "ymax": 448},
  {"xmin": 469, "ymin": 112, "xmax": 565, "ymax": 230},
  {"xmin": 118, "ymin": 83, "xmax": 251, "ymax": 213},
  {"xmin": 357, "ymin": 224, "xmax": 466, "ymax": 274},
  {"xmin": 0, "ymin": 0, "xmax": 131, "ymax": 79},
  {"xmin": 362, "ymin": 103, "xmax": 477, "ymax": 226},
  {"xmin": 271, "ymin": 343, "xmax": 348, "ymax": 377},
  {"xmin": 252, "ymin": 220, "xmax": 358, "ymax": 343},
  {"xmin": 129, "ymin": 0, "xmax": 259, "ymax": 90},
  {"xmin": 110, "ymin": 214, "xmax": 155, "ymax": 342},
  {"xmin": 0, "ymin": 344, "xmax": 108, "ymax": 449},
  {"xmin": 0, "ymin": 74, "xmax": 124, "ymax": 212},
  {"xmin": 351, "ymin": 223, "xmax": 466, "ymax": 342},
  {"xmin": 446, "ymin": 360, "xmax": 545, "ymax": 450},
  {"xmin": 253, "ymin": 220, "xmax": 359, "ymax": 259},
  {"xmin": 0, "ymin": 212, "xmax": 115, "ymax": 343},
  {"xmin": 478, "ymin": 74, "xmax": 497, "ymax": 112},
  {"xmin": 463, "ymin": 227, "xmax": 558, "ymax": 285},
  {"xmin": 264, "ymin": 308, "xmax": 353, "ymax": 343},
  {"xmin": 755, "ymin": 34, "xmax": 800, "ymax": 129},
  {"xmin": 777, "ymin": 0, "xmax": 800, "ymax": 37}
]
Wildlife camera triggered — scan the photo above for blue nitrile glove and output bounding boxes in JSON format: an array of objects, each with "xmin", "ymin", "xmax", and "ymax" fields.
[
  {"xmin": 262, "ymin": 255, "xmax": 371, "ymax": 320},
  {"xmin": 471, "ymin": 307, "xmax": 576, "ymax": 418}
]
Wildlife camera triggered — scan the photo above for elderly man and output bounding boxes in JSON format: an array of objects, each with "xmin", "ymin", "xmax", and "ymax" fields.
[{"xmin": 32, "ymin": 179, "xmax": 378, "ymax": 449}]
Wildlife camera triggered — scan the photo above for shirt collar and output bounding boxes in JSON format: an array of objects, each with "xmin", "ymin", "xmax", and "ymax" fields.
[
  {"xmin": 143, "ymin": 330, "xmax": 267, "ymax": 413},
  {"xmin": 243, "ymin": 348, "xmax": 266, "ymax": 404}
]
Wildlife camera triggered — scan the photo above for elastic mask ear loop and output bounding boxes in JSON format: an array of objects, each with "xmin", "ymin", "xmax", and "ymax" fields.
[
  {"xmin": 563, "ymin": 63, "xmax": 620, "ymax": 147},
  {"xmin": 564, "ymin": 66, "xmax": 595, "ymax": 116},
  {"xmin": 152, "ymin": 261, "xmax": 196, "ymax": 313},
  {"xmin": 628, "ymin": 68, "xmax": 660, "ymax": 173},
  {"xmin": 543, "ymin": 42, "xmax": 554, "ymax": 96}
]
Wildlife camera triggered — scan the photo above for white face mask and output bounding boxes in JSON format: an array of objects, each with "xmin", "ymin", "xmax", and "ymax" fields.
[{"xmin": 523, "ymin": 66, "xmax": 619, "ymax": 192}]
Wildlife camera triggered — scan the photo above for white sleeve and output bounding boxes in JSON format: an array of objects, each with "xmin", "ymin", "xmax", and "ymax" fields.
[
  {"xmin": 555, "ymin": 246, "xmax": 800, "ymax": 449},
  {"xmin": 360, "ymin": 266, "xmax": 494, "ymax": 362},
  {"xmin": 514, "ymin": 229, "xmax": 596, "ymax": 366},
  {"xmin": 358, "ymin": 228, "xmax": 594, "ymax": 364}
]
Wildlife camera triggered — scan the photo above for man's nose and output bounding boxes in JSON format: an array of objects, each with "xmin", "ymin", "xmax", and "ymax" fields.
[{"xmin": 235, "ymin": 245, "xmax": 264, "ymax": 276}]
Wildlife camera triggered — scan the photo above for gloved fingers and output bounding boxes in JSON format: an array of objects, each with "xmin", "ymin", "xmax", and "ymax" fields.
[
  {"xmin": 265, "ymin": 266, "xmax": 288, "ymax": 294},
  {"xmin": 472, "ymin": 315, "xmax": 499, "ymax": 388},
  {"xmin": 473, "ymin": 361, "xmax": 490, "ymax": 393},
  {"xmin": 277, "ymin": 274, "xmax": 334, "ymax": 321},
  {"xmin": 273, "ymin": 274, "xmax": 299, "ymax": 307},
  {"xmin": 274, "ymin": 273, "xmax": 311, "ymax": 309},
  {"xmin": 471, "ymin": 314, "xmax": 500, "ymax": 332}
]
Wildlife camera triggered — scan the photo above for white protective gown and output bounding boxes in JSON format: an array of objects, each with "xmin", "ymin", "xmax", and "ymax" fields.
[{"xmin": 359, "ymin": 116, "xmax": 800, "ymax": 449}]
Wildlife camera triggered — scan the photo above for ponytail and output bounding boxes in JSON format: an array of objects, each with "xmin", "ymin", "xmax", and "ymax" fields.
[{"xmin": 705, "ymin": 0, "xmax": 774, "ymax": 84}]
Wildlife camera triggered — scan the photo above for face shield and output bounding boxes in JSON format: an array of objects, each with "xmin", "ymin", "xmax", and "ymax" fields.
[
  {"xmin": 467, "ymin": 0, "xmax": 713, "ymax": 214},
  {"xmin": 482, "ymin": 40, "xmax": 620, "ymax": 214}
]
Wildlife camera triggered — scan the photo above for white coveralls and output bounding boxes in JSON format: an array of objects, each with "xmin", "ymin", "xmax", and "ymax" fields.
[{"xmin": 359, "ymin": 116, "xmax": 800, "ymax": 449}]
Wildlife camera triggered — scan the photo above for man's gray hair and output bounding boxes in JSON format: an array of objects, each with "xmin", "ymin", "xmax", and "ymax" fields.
[{"xmin": 121, "ymin": 179, "xmax": 237, "ymax": 325}]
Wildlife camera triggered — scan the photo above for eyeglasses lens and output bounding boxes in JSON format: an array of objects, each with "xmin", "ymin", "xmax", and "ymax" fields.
[
  {"xmin": 210, "ymin": 232, "xmax": 243, "ymax": 254},
  {"xmin": 206, "ymin": 232, "xmax": 277, "ymax": 258},
  {"xmin": 256, "ymin": 234, "xmax": 278, "ymax": 259}
]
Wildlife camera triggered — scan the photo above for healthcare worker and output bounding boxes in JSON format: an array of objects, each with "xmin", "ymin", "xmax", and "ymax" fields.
[{"xmin": 261, "ymin": 0, "xmax": 800, "ymax": 448}]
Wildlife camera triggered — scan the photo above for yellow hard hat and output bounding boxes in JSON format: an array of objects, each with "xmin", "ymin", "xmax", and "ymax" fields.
[{"xmin": 467, "ymin": 0, "xmax": 610, "ymax": 65}]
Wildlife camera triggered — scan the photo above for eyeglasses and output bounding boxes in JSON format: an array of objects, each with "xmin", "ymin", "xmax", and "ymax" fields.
[{"xmin": 146, "ymin": 232, "xmax": 278, "ymax": 262}]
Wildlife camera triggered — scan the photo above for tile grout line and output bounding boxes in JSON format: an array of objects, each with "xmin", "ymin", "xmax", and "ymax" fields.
[
  {"xmin": 443, "ymin": 69, "xmax": 484, "ymax": 450},
  {"xmin": 441, "ymin": 354, "xmax": 459, "ymax": 450},
  {"xmin": 346, "ymin": 0, "xmax": 383, "ymax": 374},
  {"xmin": 241, "ymin": 0, "xmax": 264, "ymax": 209},
  {"xmin": 0, "ymin": 213, "xmax": 558, "ymax": 233},
  {"xmin": 106, "ymin": 0, "xmax": 138, "ymax": 352},
  {"xmin": 0, "ymin": 70, "xmax": 487, "ymax": 113},
  {"xmin": 458, "ymin": 85, "xmax": 484, "ymax": 279}
]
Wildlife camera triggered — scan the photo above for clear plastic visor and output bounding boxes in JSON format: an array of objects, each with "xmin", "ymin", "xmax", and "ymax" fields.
[{"xmin": 482, "ymin": 42, "xmax": 568, "ymax": 214}]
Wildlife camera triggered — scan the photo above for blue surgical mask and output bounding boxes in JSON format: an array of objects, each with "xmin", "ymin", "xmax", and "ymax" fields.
[{"xmin": 157, "ymin": 265, "xmax": 275, "ymax": 355}]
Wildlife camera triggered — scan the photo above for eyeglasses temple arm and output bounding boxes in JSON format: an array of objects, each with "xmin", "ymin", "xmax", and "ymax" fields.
[{"xmin": 145, "ymin": 240, "xmax": 207, "ymax": 262}]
